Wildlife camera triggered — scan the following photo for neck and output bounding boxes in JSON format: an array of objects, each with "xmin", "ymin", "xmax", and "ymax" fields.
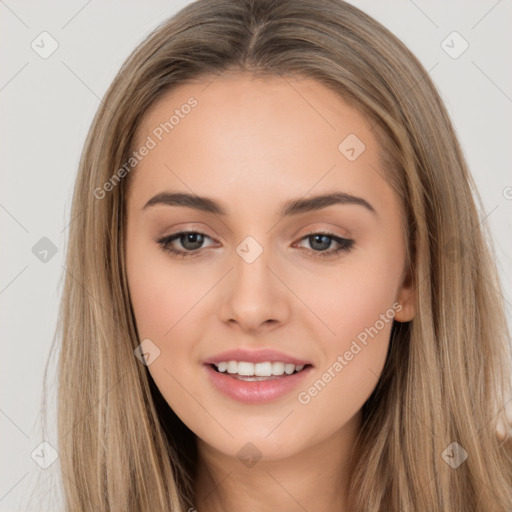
[{"xmin": 193, "ymin": 411, "xmax": 361, "ymax": 512}]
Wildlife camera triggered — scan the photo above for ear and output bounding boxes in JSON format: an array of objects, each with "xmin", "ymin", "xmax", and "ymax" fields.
[
  {"xmin": 495, "ymin": 401, "xmax": 512, "ymax": 442},
  {"xmin": 394, "ymin": 272, "xmax": 416, "ymax": 322}
]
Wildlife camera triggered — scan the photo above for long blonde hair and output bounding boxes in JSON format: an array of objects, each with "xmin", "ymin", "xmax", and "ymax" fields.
[{"xmin": 50, "ymin": 0, "xmax": 512, "ymax": 510}]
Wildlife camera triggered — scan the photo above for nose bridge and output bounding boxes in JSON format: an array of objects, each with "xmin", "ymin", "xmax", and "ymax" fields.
[
  {"xmin": 235, "ymin": 237, "xmax": 271, "ymax": 289},
  {"xmin": 219, "ymin": 233, "xmax": 289, "ymax": 330},
  {"xmin": 232, "ymin": 234, "xmax": 276, "ymax": 300}
]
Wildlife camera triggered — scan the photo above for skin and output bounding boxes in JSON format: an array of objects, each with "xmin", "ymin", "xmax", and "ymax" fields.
[{"xmin": 125, "ymin": 72, "xmax": 416, "ymax": 512}]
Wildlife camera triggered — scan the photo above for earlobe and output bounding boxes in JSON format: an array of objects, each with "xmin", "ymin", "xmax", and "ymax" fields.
[
  {"xmin": 394, "ymin": 301, "xmax": 415, "ymax": 322},
  {"xmin": 394, "ymin": 286, "xmax": 417, "ymax": 323}
]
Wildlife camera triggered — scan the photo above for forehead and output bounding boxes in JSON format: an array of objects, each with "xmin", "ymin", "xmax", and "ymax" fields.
[{"xmin": 128, "ymin": 72, "xmax": 391, "ymax": 215}]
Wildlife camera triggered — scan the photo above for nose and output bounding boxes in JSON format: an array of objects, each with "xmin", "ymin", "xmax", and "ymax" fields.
[{"xmin": 218, "ymin": 244, "xmax": 290, "ymax": 333}]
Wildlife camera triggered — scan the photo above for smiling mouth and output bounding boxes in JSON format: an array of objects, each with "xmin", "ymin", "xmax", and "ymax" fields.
[{"xmin": 209, "ymin": 362, "xmax": 312, "ymax": 381}]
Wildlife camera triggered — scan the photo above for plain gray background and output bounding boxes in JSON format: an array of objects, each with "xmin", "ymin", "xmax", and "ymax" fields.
[{"xmin": 1, "ymin": 1, "xmax": 511, "ymax": 510}]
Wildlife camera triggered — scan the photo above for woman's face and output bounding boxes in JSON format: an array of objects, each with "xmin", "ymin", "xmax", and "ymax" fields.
[{"xmin": 125, "ymin": 72, "xmax": 415, "ymax": 462}]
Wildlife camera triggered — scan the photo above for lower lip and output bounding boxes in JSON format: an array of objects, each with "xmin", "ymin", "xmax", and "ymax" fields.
[{"xmin": 204, "ymin": 364, "xmax": 313, "ymax": 404}]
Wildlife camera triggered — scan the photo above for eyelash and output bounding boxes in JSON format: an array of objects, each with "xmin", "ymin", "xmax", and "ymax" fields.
[{"xmin": 156, "ymin": 230, "xmax": 355, "ymax": 260}]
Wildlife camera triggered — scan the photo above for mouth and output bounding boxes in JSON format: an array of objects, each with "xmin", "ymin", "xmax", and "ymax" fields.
[
  {"xmin": 204, "ymin": 360, "xmax": 314, "ymax": 404},
  {"xmin": 209, "ymin": 361, "xmax": 312, "ymax": 381}
]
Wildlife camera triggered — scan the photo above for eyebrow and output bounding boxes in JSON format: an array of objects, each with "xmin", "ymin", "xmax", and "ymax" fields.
[{"xmin": 142, "ymin": 191, "xmax": 376, "ymax": 217}]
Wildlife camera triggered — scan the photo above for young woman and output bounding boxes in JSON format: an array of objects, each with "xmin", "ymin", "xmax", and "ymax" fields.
[{"xmin": 53, "ymin": 0, "xmax": 512, "ymax": 510}]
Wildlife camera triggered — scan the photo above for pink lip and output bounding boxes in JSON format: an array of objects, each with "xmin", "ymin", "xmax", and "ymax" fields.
[
  {"xmin": 203, "ymin": 348, "xmax": 312, "ymax": 366},
  {"xmin": 204, "ymin": 363, "xmax": 313, "ymax": 404}
]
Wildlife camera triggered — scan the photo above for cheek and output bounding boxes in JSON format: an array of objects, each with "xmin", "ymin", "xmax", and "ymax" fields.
[
  {"xmin": 293, "ymin": 245, "xmax": 402, "ymax": 350},
  {"xmin": 131, "ymin": 279, "xmax": 191, "ymax": 336},
  {"xmin": 293, "ymin": 274, "xmax": 397, "ymax": 438},
  {"xmin": 126, "ymin": 241, "xmax": 211, "ymax": 435},
  {"xmin": 291, "ymin": 245, "xmax": 401, "ymax": 416},
  {"xmin": 126, "ymin": 237, "xmax": 206, "ymax": 341}
]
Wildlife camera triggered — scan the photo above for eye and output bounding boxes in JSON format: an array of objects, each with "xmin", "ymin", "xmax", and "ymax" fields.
[
  {"xmin": 156, "ymin": 231, "xmax": 217, "ymax": 259},
  {"xmin": 294, "ymin": 232, "xmax": 355, "ymax": 259},
  {"xmin": 156, "ymin": 230, "xmax": 355, "ymax": 259}
]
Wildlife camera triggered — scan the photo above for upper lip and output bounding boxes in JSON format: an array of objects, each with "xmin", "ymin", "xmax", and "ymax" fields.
[{"xmin": 203, "ymin": 348, "xmax": 312, "ymax": 366}]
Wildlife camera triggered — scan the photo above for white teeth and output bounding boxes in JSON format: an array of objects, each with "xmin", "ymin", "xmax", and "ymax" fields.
[
  {"xmin": 214, "ymin": 360, "xmax": 306, "ymax": 376},
  {"xmin": 254, "ymin": 362, "xmax": 272, "ymax": 377},
  {"xmin": 284, "ymin": 363, "xmax": 295, "ymax": 375},
  {"xmin": 272, "ymin": 362, "xmax": 285, "ymax": 375},
  {"xmin": 237, "ymin": 362, "xmax": 254, "ymax": 376},
  {"xmin": 227, "ymin": 361, "xmax": 238, "ymax": 374}
]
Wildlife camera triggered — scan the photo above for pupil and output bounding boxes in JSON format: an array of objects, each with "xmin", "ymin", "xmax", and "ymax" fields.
[
  {"xmin": 182, "ymin": 233, "xmax": 203, "ymax": 250},
  {"xmin": 310, "ymin": 235, "xmax": 330, "ymax": 251}
]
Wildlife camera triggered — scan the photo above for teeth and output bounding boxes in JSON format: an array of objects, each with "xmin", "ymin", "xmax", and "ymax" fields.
[
  {"xmin": 227, "ymin": 361, "xmax": 239, "ymax": 374},
  {"xmin": 214, "ymin": 360, "xmax": 306, "ymax": 376},
  {"xmin": 255, "ymin": 362, "xmax": 272, "ymax": 376},
  {"xmin": 284, "ymin": 363, "xmax": 295, "ymax": 375},
  {"xmin": 272, "ymin": 362, "xmax": 284, "ymax": 375},
  {"xmin": 238, "ymin": 362, "xmax": 254, "ymax": 376}
]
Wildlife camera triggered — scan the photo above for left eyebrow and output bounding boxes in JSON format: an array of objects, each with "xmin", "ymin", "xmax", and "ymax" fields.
[{"xmin": 142, "ymin": 191, "xmax": 377, "ymax": 217}]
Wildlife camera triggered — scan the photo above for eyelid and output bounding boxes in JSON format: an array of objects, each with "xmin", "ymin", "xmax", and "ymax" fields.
[
  {"xmin": 293, "ymin": 231, "xmax": 354, "ymax": 257},
  {"xmin": 294, "ymin": 222, "xmax": 351, "ymax": 239},
  {"xmin": 157, "ymin": 229, "xmax": 218, "ymax": 248},
  {"xmin": 156, "ymin": 224, "xmax": 349, "ymax": 248}
]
